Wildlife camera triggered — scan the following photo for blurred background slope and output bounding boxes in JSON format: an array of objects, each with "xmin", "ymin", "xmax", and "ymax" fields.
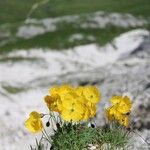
[
  {"xmin": 0, "ymin": 0, "xmax": 150, "ymax": 150},
  {"xmin": 0, "ymin": 0, "xmax": 150, "ymax": 52}
]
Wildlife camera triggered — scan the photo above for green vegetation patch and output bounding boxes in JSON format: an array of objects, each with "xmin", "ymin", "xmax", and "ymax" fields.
[
  {"xmin": 0, "ymin": 25, "xmax": 134, "ymax": 53},
  {"xmin": 2, "ymin": 84, "xmax": 27, "ymax": 94},
  {"xmin": 0, "ymin": 0, "xmax": 149, "ymax": 54},
  {"xmin": 0, "ymin": 56, "xmax": 42, "ymax": 62},
  {"xmin": 51, "ymin": 123, "xmax": 130, "ymax": 150},
  {"xmin": 0, "ymin": 0, "xmax": 150, "ymax": 25}
]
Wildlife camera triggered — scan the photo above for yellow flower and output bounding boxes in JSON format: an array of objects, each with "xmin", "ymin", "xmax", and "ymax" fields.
[
  {"xmin": 76, "ymin": 86, "xmax": 101, "ymax": 104},
  {"xmin": 118, "ymin": 115, "xmax": 129, "ymax": 127},
  {"xmin": 110, "ymin": 96, "xmax": 122, "ymax": 105},
  {"xmin": 61, "ymin": 102, "xmax": 85, "ymax": 121},
  {"xmin": 59, "ymin": 84, "xmax": 74, "ymax": 94},
  {"xmin": 60, "ymin": 92, "xmax": 86, "ymax": 121},
  {"xmin": 49, "ymin": 84, "xmax": 75, "ymax": 104},
  {"xmin": 117, "ymin": 96, "xmax": 132, "ymax": 114},
  {"xmin": 105, "ymin": 105, "xmax": 122, "ymax": 120},
  {"xmin": 75, "ymin": 86, "xmax": 84, "ymax": 96},
  {"xmin": 87, "ymin": 102, "xmax": 97, "ymax": 118},
  {"xmin": 105, "ymin": 107, "xmax": 115, "ymax": 121},
  {"xmin": 45, "ymin": 84, "xmax": 101, "ymax": 122},
  {"xmin": 105, "ymin": 95, "xmax": 132, "ymax": 127},
  {"xmin": 49, "ymin": 85, "xmax": 60, "ymax": 95},
  {"xmin": 82, "ymin": 107, "xmax": 91, "ymax": 120},
  {"xmin": 61, "ymin": 92, "xmax": 85, "ymax": 108},
  {"xmin": 25, "ymin": 111, "xmax": 43, "ymax": 133},
  {"xmin": 44, "ymin": 94, "xmax": 62, "ymax": 113},
  {"xmin": 105, "ymin": 108, "xmax": 111, "ymax": 120},
  {"xmin": 49, "ymin": 84, "xmax": 74, "ymax": 96},
  {"xmin": 110, "ymin": 95, "xmax": 132, "ymax": 114}
]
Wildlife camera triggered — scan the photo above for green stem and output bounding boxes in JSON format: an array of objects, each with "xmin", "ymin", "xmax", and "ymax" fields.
[{"xmin": 42, "ymin": 129, "xmax": 51, "ymax": 144}]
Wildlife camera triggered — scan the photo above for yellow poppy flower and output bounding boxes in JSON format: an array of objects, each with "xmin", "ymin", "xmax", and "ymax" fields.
[
  {"xmin": 75, "ymin": 86, "xmax": 84, "ymax": 96},
  {"xmin": 59, "ymin": 84, "xmax": 74, "ymax": 94},
  {"xmin": 105, "ymin": 108, "xmax": 111, "ymax": 120},
  {"xmin": 82, "ymin": 107, "xmax": 91, "ymax": 120},
  {"xmin": 61, "ymin": 102, "xmax": 85, "ymax": 121},
  {"xmin": 117, "ymin": 105, "xmax": 131, "ymax": 114},
  {"xmin": 117, "ymin": 96, "xmax": 132, "ymax": 114},
  {"xmin": 77, "ymin": 86, "xmax": 101, "ymax": 104},
  {"xmin": 44, "ymin": 94, "xmax": 62, "ymax": 113},
  {"xmin": 118, "ymin": 115, "xmax": 129, "ymax": 127},
  {"xmin": 45, "ymin": 84, "xmax": 101, "ymax": 122},
  {"xmin": 105, "ymin": 102, "xmax": 130, "ymax": 127},
  {"xmin": 62, "ymin": 92, "xmax": 86, "ymax": 108},
  {"xmin": 49, "ymin": 84, "xmax": 74, "ymax": 96},
  {"xmin": 110, "ymin": 96, "xmax": 122, "ymax": 105},
  {"xmin": 88, "ymin": 102, "xmax": 97, "ymax": 118},
  {"xmin": 105, "ymin": 107, "xmax": 114, "ymax": 121},
  {"xmin": 25, "ymin": 111, "xmax": 43, "ymax": 133},
  {"xmin": 49, "ymin": 85, "xmax": 60, "ymax": 95},
  {"xmin": 110, "ymin": 95, "xmax": 132, "ymax": 114},
  {"xmin": 105, "ymin": 105, "xmax": 120, "ymax": 120}
]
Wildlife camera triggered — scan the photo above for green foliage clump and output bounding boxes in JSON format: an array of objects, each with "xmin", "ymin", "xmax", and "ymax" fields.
[
  {"xmin": 51, "ymin": 123, "xmax": 99, "ymax": 150},
  {"xmin": 98, "ymin": 123, "xmax": 130, "ymax": 149},
  {"xmin": 50, "ymin": 122, "xmax": 130, "ymax": 150}
]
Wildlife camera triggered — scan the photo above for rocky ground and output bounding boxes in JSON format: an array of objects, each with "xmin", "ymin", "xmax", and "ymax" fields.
[{"xmin": 0, "ymin": 29, "xmax": 150, "ymax": 149}]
